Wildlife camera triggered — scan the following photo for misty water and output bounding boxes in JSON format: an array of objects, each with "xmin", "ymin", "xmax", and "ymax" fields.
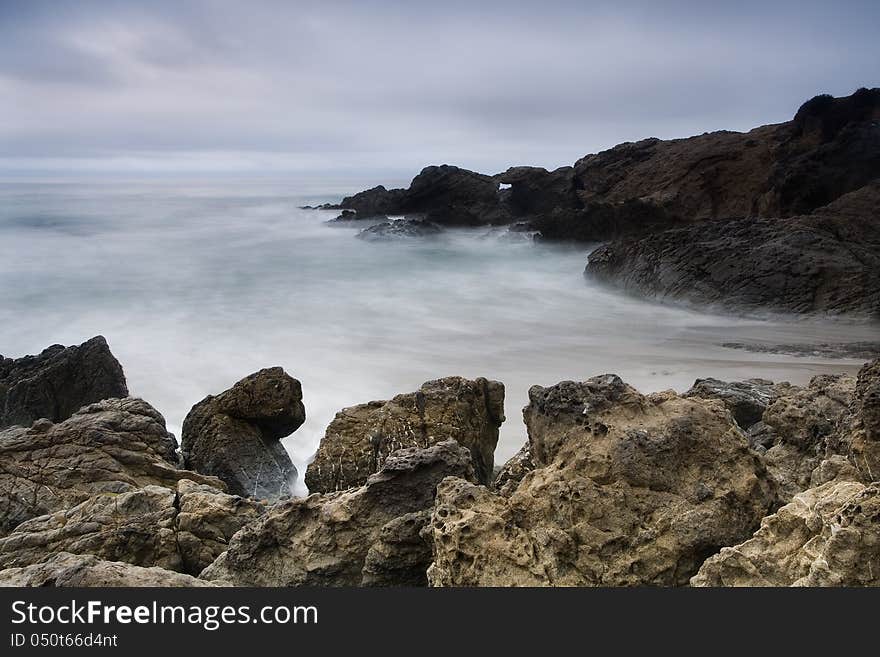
[{"xmin": 1, "ymin": 180, "xmax": 876, "ymax": 495}]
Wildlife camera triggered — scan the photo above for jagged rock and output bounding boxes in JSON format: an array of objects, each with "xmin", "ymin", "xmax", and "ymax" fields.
[
  {"xmin": 0, "ymin": 552, "xmax": 219, "ymax": 587},
  {"xmin": 0, "ymin": 336, "xmax": 128, "ymax": 429},
  {"xmin": 426, "ymin": 376, "xmax": 774, "ymax": 586},
  {"xmin": 0, "ymin": 480, "xmax": 264, "ymax": 575},
  {"xmin": 181, "ymin": 367, "xmax": 304, "ymax": 500},
  {"xmin": 685, "ymin": 377, "xmax": 779, "ymax": 429},
  {"xmin": 585, "ymin": 182, "xmax": 880, "ymax": 315},
  {"xmin": 760, "ymin": 374, "xmax": 856, "ymax": 502},
  {"xmin": 691, "ymin": 480, "xmax": 880, "ymax": 586},
  {"xmin": 305, "ymin": 377, "xmax": 504, "ymax": 493},
  {"xmin": 201, "ymin": 440, "xmax": 475, "ymax": 586},
  {"xmin": 338, "ymin": 185, "xmax": 406, "ymax": 217},
  {"xmin": 0, "ymin": 397, "xmax": 222, "ymax": 536},
  {"xmin": 492, "ymin": 442, "xmax": 534, "ymax": 494},
  {"xmin": 842, "ymin": 359, "xmax": 880, "ymax": 482},
  {"xmin": 356, "ymin": 218, "xmax": 443, "ymax": 240}
]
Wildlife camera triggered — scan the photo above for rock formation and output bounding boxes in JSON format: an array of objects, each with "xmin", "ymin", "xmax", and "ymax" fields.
[
  {"xmin": 181, "ymin": 367, "xmax": 304, "ymax": 500},
  {"xmin": 691, "ymin": 480, "xmax": 880, "ymax": 586},
  {"xmin": 0, "ymin": 336, "xmax": 128, "ymax": 429},
  {"xmin": 0, "ymin": 397, "xmax": 221, "ymax": 536},
  {"xmin": 0, "ymin": 552, "xmax": 220, "ymax": 587},
  {"xmin": 305, "ymin": 376, "xmax": 504, "ymax": 493},
  {"xmin": 356, "ymin": 218, "xmax": 443, "ymax": 240},
  {"xmin": 201, "ymin": 440, "xmax": 475, "ymax": 586},
  {"xmin": 845, "ymin": 359, "xmax": 880, "ymax": 482},
  {"xmin": 684, "ymin": 377, "xmax": 780, "ymax": 429},
  {"xmin": 426, "ymin": 375, "xmax": 774, "ymax": 586}
]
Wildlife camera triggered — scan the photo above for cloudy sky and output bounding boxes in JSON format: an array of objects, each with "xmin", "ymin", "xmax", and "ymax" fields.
[{"xmin": 1, "ymin": 0, "xmax": 877, "ymax": 179}]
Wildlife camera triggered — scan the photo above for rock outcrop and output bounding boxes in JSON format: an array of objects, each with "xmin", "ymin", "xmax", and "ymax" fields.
[
  {"xmin": 0, "ymin": 336, "xmax": 128, "ymax": 429},
  {"xmin": 0, "ymin": 397, "xmax": 222, "ymax": 536},
  {"xmin": 0, "ymin": 552, "xmax": 220, "ymax": 587},
  {"xmin": 356, "ymin": 218, "xmax": 443, "ymax": 240},
  {"xmin": 305, "ymin": 377, "xmax": 504, "ymax": 493},
  {"xmin": 684, "ymin": 377, "xmax": 780, "ymax": 429},
  {"xmin": 426, "ymin": 375, "xmax": 774, "ymax": 586},
  {"xmin": 181, "ymin": 367, "xmax": 304, "ymax": 500},
  {"xmin": 201, "ymin": 440, "xmax": 475, "ymax": 586},
  {"xmin": 845, "ymin": 359, "xmax": 880, "ymax": 482},
  {"xmin": 691, "ymin": 480, "xmax": 880, "ymax": 586},
  {"xmin": 0, "ymin": 480, "xmax": 264, "ymax": 575}
]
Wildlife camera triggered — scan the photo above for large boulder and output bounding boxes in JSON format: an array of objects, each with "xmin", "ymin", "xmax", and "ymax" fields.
[
  {"xmin": 845, "ymin": 359, "xmax": 880, "ymax": 482},
  {"xmin": 0, "ymin": 480, "xmax": 264, "ymax": 575},
  {"xmin": 0, "ymin": 336, "xmax": 128, "ymax": 429},
  {"xmin": 181, "ymin": 367, "xmax": 304, "ymax": 500},
  {"xmin": 0, "ymin": 397, "xmax": 222, "ymax": 536},
  {"xmin": 0, "ymin": 552, "xmax": 219, "ymax": 587},
  {"xmin": 691, "ymin": 480, "xmax": 880, "ymax": 586},
  {"xmin": 201, "ymin": 440, "xmax": 475, "ymax": 586},
  {"xmin": 305, "ymin": 376, "xmax": 504, "ymax": 493},
  {"xmin": 426, "ymin": 375, "xmax": 774, "ymax": 586}
]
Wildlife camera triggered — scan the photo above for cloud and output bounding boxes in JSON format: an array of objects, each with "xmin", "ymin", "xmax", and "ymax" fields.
[{"xmin": 1, "ymin": 0, "xmax": 878, "ymax": 177}]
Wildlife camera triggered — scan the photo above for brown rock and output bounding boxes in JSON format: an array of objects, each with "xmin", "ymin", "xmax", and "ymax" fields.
[{"xmin": 305, "ymin": 376, "xmax": 504, "ymax": 493}]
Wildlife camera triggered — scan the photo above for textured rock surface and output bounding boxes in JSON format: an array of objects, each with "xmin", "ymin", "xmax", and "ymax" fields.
[
  {"xmin": 0, "ymin": 336, "xmax": 128, "ymax": 429},
  {"xmin": 0, "ymin": 397, "xmax": 222, "ymax": 536},
  {"xmin": 202, "ymin": 440, "xmax": 475, "ymax": 586},
  {"xmin": 356, "ymin": 218, "xmax": 443, "ymax": 240},
  {"xmin": 0, "ymin": 552, "xmax": 219, "ymax": 587},
  {"xmin": 492, "ymin": 442, "xmax": 534, "ymax": 495},
  {"xmin": 685, "ymin": 377, "xmax": 779, "ymax": 429},
  {"xmin": 182, "ymin": 367, "xmax": 304, "ymax": 500},
  {"xmin": 586, "ymin": 182, "xmax": 880, "ymax": 315},
  {"xmin": 426, "ymin": 375, "xmax": 774, "ymax": 586},
  {"xmin": 846, "ymin": 359, "xmax": 880, "ymax": 482},
  {"xmin": 759, "ymin": 374, "xmax": 856, "ymax": 502},
  {"xmin": 691, "ymin": 481, "xmax": 880, "ymax": 586},
  {"xmin": 0, "ymin": 480, "xmax": 264, "ymax": 574},
  {"xmin": 305, "ymin": 377, "xmax": 503, "ymax": 493}
]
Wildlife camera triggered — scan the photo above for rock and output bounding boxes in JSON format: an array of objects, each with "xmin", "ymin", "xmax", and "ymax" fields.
[
  {"xmin": 0, "ymin": 480, "xmax": 264, "ymax": 574},
  {"xmin": 843, "ymin": 358, "xmax": 880, "ymax": 482},
  {"xmin": 685, "ymin": 377, "xmax": 779, "ymax": 429},
  {"xmin": 425, "ymin": 376, "xmax": 774, "ymax": 586},
  {"xmin": 0, "ymin": 397, "xmax": 222, "ymax": 536},
  {"xmin": 356, "ymin": 218, "xmax": 443, "ymax": 240},
  {"xmin": 759, "ymin": 374, "xmax": 856, "ymax": 502},
  {"xmin": 691, "ymin": 480, "xmax": 880, "ymax": 586},
  {"xmin": 0, "ymin": 336, "xmax": 128, "ymax": 429},
  {"xmin": 305, "ymin": 376, "xmax": 504, "ymax": 493},
  {"xmin": 201, "ymin": 440, "xmax": 475, "ymax": 586},
  {"xmin": 181, "ymin": 367, "xmax": 304, "ymax": 500},
  {"xmin": 338, "ymin": 185, "xmax": 407, "ymax": 217},
  {"xmin": 0, "ymin": 552, "xmax": 219, "ymax": 587},
  {"xmin": 586, "ymin": 182, "xmax": 880, "ymax": 315},
  {"xmin": 720, "ymin": 341, "xmax": 880, "ymax": 360},
  {"xmin": 492, "ymin": 442, "xmax": 534, "ymax": 494}
]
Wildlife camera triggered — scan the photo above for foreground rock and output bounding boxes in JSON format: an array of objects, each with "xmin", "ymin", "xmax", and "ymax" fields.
[
  {"xmin": 182, "ymin": 367, "xmax": 304, "ymax": 500},
  {"xmin": 692, "ymin": 481, "xmax": 880, "ymax": 586},
  {"xmin": 0, "ymin": 336, "xmax": 128, "ymax": 429},
  {"xmin": 685, "ymin": 377, "xmax": 780, "ymax": 429},
  {"xmin": 586, "ymin": 182, "xmax": 880, "ymax": 315},
  {"xmin": 838, "ymin": 358, "xmax": 880, "ymax": 483},
  {"xmin": 0, "ymin": 552, "xmax": 219, "ymax": 587},
  {"xmin": 0, "ymin": 397, "xmax": 222, "ymax": 536},
  {"xmin": 305, "ymin": 377, "xmax": 504, "ymax": 493},
  {"xmin": 426, "ymin": 375, "xmax": 774, "ymax": 586},
  {"xmin": 0, "ymin": 480, "xmax": 264, "ymax": 575},
  {"xmin": 202, "ymin": 440, "xmax": 475, "ymax": 586}
]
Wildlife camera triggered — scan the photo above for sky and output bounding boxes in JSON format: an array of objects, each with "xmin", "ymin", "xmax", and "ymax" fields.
[{"xmin": 1, "ymin": 0, "xmax": 878, "ymax": 180}]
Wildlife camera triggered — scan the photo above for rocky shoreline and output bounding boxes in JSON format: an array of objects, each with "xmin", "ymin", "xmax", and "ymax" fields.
[
  {"xmin": 1, "ymin": 336, "xmax": 878, "ymax": 587},
  {"xmin": 322, "ymin": 88, "xmax": 880, "ymax": 317}
]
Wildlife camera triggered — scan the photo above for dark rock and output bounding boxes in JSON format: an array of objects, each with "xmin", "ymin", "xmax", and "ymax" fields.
[
  {"xmin": 356, "ymin": 218, "xmax": 443, "ymax": 240},
  {"xmin": 720, "ymin": 341, "xmax": 880, "ymax": 360},
  {"xmin": 585, "ymin": 182, "xmax": 880, "ymax": 316},
  {"xmin": 685, "ymin": 377, "xmax": 779, "ymax": 429},
  {"xmin": 181, "ymin": 367, "xmax": 304, "ymax": 500},
  {"xmin": 844, "ymin": 358, "xmax": 880, "ymax": 482},
  {"xmin": 201, "ymin": 440, "xmax": 475, "ymax": 586},
  {"xmin": 305, "ymin": 376, "xmax": 504, "ymax": 493},
  {"xmin": 338, "ymin": 185, "xmax": 407, "ymax": 217},
  {"xmin": 0, "ymin": 336, "xmax": 128, "ymax": 429}
]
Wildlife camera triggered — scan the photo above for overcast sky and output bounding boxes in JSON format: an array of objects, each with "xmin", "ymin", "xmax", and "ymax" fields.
[{"xmin": 1, "ymin": 0, "xmax": 878, "ymax": 179}]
